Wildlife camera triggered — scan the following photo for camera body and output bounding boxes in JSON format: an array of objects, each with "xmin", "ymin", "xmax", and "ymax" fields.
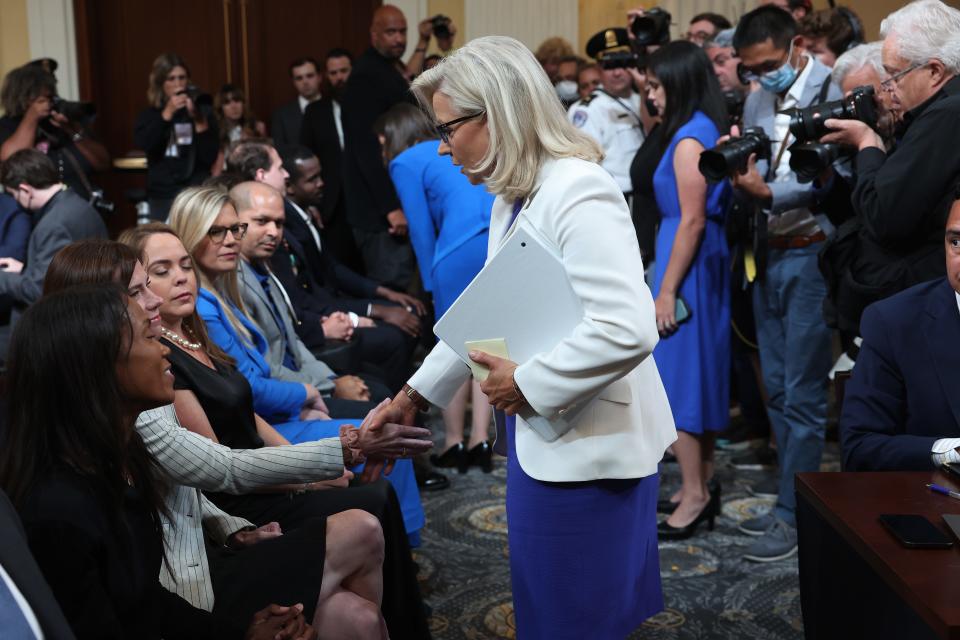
[
  {"xmin": 786, "ymin": 84, "xmax": 878, "ymax": 143},
  {"xmin": 431, "ymin": 14, "xmax": 451, "ymax": 40},
  {"xmin": 631, "ymin": 8, "xmax": 671, "ymax": 47},
  {"xmin": 699, "ymin": 127, "xmax": 772, "ymax": 182},
  {"xmin": 50, "ymin": 95, "xmax": 97, "ymax": 126},
  {"xmin": 599, "ymin": 51, "xmax": 638, "ymax": 70}
]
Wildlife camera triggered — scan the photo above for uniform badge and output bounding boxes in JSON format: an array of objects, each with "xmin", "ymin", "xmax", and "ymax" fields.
[{"xmin": 572, "ymin": 110, "xmax": 588, "ymax": 128}]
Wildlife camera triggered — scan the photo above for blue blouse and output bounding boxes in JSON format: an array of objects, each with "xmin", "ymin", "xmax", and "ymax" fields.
[{"xmin": 388, "ymin": 140, "xmax": 493, "ymax": 291}]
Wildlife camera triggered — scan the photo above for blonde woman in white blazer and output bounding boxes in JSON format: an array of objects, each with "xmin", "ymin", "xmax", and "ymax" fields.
[{"xmin": 364, "ymin": 36, "xmax": 677, "ymax": 638}]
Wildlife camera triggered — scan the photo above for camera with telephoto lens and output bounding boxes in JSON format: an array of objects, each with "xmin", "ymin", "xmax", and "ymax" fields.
[
  {"xmin": 630, "ymin": 7, "xmax": 671, "ymax": 47},
  {"xmin": 698, "ymin": 127, "xmax": 772, "ymax": 182},
  {"xmin": 788, "ymin": 142, "xmax": 849, "ymax": 183},
  {"xmin": 51, "ymin": 95, "xmax": 97, "ymax": 126},
  {"xmin": 177, "ymin": 84, "xmax": 213, "ymax": 110},
  {"xmin": 785, "ymin": 84, "xmax": 878, "ymax": 144},
  {"xmin": 599, "ymin": 51, "xmax": 638, "ymax": 70},
  {"xmin": 431, "ymin": 14, "xmax": 451, "ymax": 40}
]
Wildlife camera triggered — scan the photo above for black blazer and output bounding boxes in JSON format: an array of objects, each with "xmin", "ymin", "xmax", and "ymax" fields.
[
  {"xmin": 270, "ymin": 99, "xmax": 303, "ymax": 147},
  {"xmin": 840, "ymin": 278, "xmax": 960, "ymax": 471},
  {"xmin": 18, "ymin": 468, "xmax": 242, "ymax": 639},
  {"xmin": 300, "ymin": 97, "xmax": 343, "ymax": 225},
  {"xmin": 0, "ymin": 490, "xmax": 76, "ymax": 639},
  {"xmin": 340, "ymin": 48, "xmax": 411, "ymax": 231}
]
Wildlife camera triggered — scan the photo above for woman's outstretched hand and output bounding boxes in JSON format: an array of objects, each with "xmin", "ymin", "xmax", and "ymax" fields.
[{"xmin": 358, "ymin": 398, "xmax": 433, "ymax": 482}]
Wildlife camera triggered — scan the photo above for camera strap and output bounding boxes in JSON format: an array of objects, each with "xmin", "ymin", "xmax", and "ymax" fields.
[
  {"xmin": 599, "ymin": 89, "xmax": 643, "ymax": 128},
  {"xmin": 60, "ymin": 145, "xmax": 95, "ymax": 201},
  {"xmin": 767, "ymin": 77, "xmax": 834, "ymax": 181}
]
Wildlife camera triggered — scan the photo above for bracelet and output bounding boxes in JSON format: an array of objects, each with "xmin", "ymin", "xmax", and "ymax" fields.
[
  {"xmin": 402, "ymin": 383, "xmax": 430, "ymax": 412},
  {"xmin": 339, "ymin": 424, "xmax": 367, "ymax": 467},
  {"xmin": 512, "ymin": 377, "xmax": 527, "ymax": 405},
  {"xmin": 71, "ymin": 131, "xmax": 84, "ymax": 142}
]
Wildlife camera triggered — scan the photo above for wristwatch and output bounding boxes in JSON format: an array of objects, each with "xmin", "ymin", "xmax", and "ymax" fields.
[{"xmin": 402, "ymin": 383, "xmax": 430, "ymax": 412}]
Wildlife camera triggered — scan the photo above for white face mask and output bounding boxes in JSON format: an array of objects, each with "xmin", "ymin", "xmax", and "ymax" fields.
[{"xmin": 555, "ymin": 80, "xmax": 579, "ymax": 102}]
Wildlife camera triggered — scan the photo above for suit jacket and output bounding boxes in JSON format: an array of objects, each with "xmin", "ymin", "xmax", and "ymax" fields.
[
  {"xmin": 409, "ymin": 157, "xmax": 677, "ymax": 482},
  {"xmin": 300, "ymin": 97, "xmax": 344, "ymax": 223},
  {"xmin": 283, "ymin": 199, "xmax": 379, "ymax": 302},
  {"xmin": 136, "ymin": 403, "xmax": 345, "ymax": 609},
  {"xmin": 0, "ymin": 490, "xmax": 75, "ymax": 639},
  {"xmin": 840, "ymin": 278, "xmax": 960, "ymax": 471},
  {"xmin": 237, "ymin": 258, "xmax": 336, "ymax": 388},
  {"xmin": 0, "ymin": 189, "xmax": 106, "ymax": 333},
  {"xmin": 0, "ymin": 194, "xmax": 30, "ymax": 263},
  {"xmin": 18, "ymin": 468, "xmax": 243, "ymax": 639},
  {"xmin": 341, "ymin": 48, "xmax": 410, "ymax": 231},
  {"xmin": 270, "ymin": 98, "xmax": 304, "ymax": 147},
  {"xmin": 742, "ymin": 55, "xmax": 843, "ymax": 216}
]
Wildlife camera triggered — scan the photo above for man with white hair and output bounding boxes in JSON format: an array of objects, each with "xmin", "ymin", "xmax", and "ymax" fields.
[
  {"xmin": 822, "ymin": 0, "xmax": 960, "ymax": 326},
  {"xmin": 831, "ymin": 42, "xmax": 898, "ymax": 137}
]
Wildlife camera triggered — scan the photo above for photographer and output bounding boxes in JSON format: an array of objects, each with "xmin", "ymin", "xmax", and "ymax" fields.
[
  {"xmin": 820, "ymin": 0, "xmax": 960, "ymax": 317},
  {"xmin": 721, "ymin": 5, "xmax": 841, "ymax": 562},
  {"xmin": 134, "ymin": 53, "xmax": 219, "ymax": 221},
  {"xmin": 0, "ymin": 63, "xmax": 110, "ymax": 200}
]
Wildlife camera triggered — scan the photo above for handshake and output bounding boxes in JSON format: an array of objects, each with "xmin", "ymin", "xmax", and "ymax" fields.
[{"xmin": 352, "ymin": 396, "xmax": 434, "ymax": 482}]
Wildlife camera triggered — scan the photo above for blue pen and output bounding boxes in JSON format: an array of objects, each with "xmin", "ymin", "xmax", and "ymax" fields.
[{"xmin": 927, "ymin": 483, "xmax": 960, "ymax": 500}]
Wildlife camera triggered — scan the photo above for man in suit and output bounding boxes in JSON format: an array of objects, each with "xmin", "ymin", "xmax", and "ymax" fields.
[
  {"xmin": 0, "ymin": 148, "xmax": 106, "ymax": 359},
  {"xmin": 0, "ymin": 489, "xmax": 76, "ymax": 639},
  {"xmin": 840, "ymin": 192, "xmax": 960, "ymax": 471},
  {"xmin": 270, "ymin": 57, "xmax": 322, "ymax": 147},
  {"xmin": 727, "ymin": 6, "xmax": 841, "ymax": 562},
  {"xmin": 300, "ymin": 48, "xmax": 363, "ymax": 272}
]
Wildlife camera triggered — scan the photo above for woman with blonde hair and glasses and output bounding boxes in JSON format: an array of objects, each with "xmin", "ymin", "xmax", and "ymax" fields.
[{"xmin": 367, "ymin": 36, "xmax": 677, "ymax": 636}]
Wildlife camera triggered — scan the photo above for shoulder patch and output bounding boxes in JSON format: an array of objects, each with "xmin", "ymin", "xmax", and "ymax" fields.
[{"xmin": 572, "ymin": 110, "xmax": 588, "ymax": 128}]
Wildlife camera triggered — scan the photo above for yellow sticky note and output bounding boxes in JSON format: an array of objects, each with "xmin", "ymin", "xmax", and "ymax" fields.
[{"xmin": 465, "ymin": 338, "xmax": 510, "ymax": 381}]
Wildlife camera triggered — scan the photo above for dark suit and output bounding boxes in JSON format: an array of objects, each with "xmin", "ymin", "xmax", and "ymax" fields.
[
  {"xmin": 340, "ymin": 48, "xmax": 415, "ymax": 288},
  {"xmin": 299, "ymin": 97, "xmax": 363, "ymax": 272},
  {"xmin": 0, "ymin": 490, "xmax": 75, "ymax": 639},
  {"xmin": 840, "ymin": 278, "xmax": 960, "ymax": 471},
  {"xmin": 270, "ymin": 99, "xmax": 304, "ymax": 147},
  {"xmin": 0, "ymin": 189, "xmax": 107, "ymax": 359}
]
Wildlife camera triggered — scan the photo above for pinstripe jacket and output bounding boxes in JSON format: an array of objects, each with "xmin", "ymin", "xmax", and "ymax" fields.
[{"xmin": 136, "ymin": 403, "xmax": 345, "ymax": 610}]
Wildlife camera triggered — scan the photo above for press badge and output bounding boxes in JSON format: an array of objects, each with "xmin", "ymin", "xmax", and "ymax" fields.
[{"xmin": 174, "ymin": 123, "xmax": 193, "ymax": 146}]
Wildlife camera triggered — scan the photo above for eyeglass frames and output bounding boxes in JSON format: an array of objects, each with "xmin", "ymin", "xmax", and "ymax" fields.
[
  {"xmin": 880, "ymin": 61, "xmax": 927, "ymax": 92},
  {"xmin": 436, "ymin": 110, "xmax": 485, "ymax": 144},
  {"xmin": 206, "ymin": 222, "xmax": 248, "ymax": 244}
]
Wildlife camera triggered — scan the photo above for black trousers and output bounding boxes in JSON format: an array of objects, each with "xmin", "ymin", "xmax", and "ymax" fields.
[
  {"xmin": 351, "ymin": 228, "xmax": 416, "ymax": 292},
  {"xmin": 206, "ymin": 480, "xmax": 431, "ymax": 640}
]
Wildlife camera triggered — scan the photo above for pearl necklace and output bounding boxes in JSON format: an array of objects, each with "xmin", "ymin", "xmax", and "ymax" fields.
[{"xmin": 161, "ymin": 326, "xmax": 201, "ymax": 351}]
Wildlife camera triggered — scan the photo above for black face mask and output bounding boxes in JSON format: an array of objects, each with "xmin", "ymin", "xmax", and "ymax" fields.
[{"xmin": 645, "ymin": 98, "xmax": 659, "ymax": 118}]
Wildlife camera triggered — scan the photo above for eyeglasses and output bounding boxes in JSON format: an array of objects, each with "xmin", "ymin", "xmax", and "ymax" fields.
[
  {"xmin": 738, "ymin": 41, "xmax": 794, "ymax": 83},
  {"xmin": 436, "ymin": 111, "xmax": 485, "ymax": 144},
  {"xmin": 880, "ymin": 62, "xmax": 927, "ymax": 92},
  {"xmin": 206, "ymin": 222, "xmax": 248, "ymax": 244}
]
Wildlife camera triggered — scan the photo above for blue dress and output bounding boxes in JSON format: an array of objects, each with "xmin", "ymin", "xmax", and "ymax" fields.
[
  {"xmin": 197, "ymin": 288, "xmax": 425, "ymax": 539},
  {"xmin": 652, "ymin": 111, "xmax": 732, "ymax": 433},
  {"xmin": 389, "ymin": 140, "xmax": 493, "ymax": 317}
]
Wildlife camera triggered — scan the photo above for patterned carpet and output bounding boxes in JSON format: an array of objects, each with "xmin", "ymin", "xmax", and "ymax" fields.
[{"xmin": 414, "ymin": 414, "xmax": 841, "ymax": 640}]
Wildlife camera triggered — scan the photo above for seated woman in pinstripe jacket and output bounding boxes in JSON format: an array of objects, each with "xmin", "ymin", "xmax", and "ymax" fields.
[{"xmin": 41, "ymin": 239, "xmax": 433, "ymax": 639}]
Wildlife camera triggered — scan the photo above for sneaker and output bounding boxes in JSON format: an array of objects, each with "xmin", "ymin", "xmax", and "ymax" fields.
[
  {"xmin": 738, "ymin": 511, "xmax": 776, "ymax": 536},
  {"xmin": 743, "ymin": 518, "xmax": 798, "ymax": 562},
  {"xmin": 746, "ymin": 476, "xmax": 779, "ymax": 500},
  {"xmin": 730, "ymin": 445, "xmax": 777, "ymax": 470}
]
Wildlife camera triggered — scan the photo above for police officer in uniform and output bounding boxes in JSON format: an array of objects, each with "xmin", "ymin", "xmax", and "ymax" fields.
[{"xmin": 568, "ymin": 28, "xmax": 645, "ymax": 199}]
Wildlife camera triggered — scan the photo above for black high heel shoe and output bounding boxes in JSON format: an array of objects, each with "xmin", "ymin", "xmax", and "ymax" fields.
[
  {"xmin": 430, "ymin": 442, "xmax": 468, "ymax": 474},
  {"xmin": 467, "ymin": 441, "xmax": 493, "ymax": 473},
  {"xmin": 657, "ymin": 478, "xmax": 721, "ymax": 514},
  {"xmin": 656, "ymin": 491, "xmax": 720, "ymax": 541}
]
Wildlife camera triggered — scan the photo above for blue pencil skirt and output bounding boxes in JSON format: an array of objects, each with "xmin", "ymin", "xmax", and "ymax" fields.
[{"xmin": 505, "ymin": 416, "xmax": 664, "ymax": 638}]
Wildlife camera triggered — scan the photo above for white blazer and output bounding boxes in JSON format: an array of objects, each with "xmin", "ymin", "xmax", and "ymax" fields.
[{"xmin": 409, "ymin": 157, "xmax": 677, "ymax": 482}]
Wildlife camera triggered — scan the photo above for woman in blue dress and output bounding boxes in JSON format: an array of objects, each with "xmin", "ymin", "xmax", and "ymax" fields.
[
  {"xmin": 161, "ymin": 186, "xmax": 425, "ymax": 542},
  {"xmin": 375, "ymin": 103, "xmax": 495, "ymax": 473},
  {"xmin": 646, "ymin": 41, "xmax": 732, "ymax": 539}
]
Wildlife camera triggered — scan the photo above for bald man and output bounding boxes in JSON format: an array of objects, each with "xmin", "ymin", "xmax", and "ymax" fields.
[
  {"xmin": 231, "ymin": 181, "xmax": 390, "ymax": 415},
  {"xmin": 339, "ymin": 5, "xmax": 425, "ymax": 290}
]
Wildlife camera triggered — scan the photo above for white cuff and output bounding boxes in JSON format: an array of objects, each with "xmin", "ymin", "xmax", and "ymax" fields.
[{"xmin": 931, "ymin": 438, "xmax": 960, "ymax": 466}]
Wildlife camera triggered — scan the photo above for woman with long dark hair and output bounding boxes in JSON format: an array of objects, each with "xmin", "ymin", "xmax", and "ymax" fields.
[
  {"xmin": 645, "ymin": 40, "xmax": 732, "ymax": 540},
  {"xmin": 374, "ymin": 102, "xmax": 495, "ymax": 473},
  {"xmin": 0, "ymin": 285, "xmax": 317, "ymax": 638}
]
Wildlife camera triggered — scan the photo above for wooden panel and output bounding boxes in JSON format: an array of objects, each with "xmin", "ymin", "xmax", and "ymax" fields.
[{"xmin": 241, "ymin": 0, "xmax": 380, "ymax": 132}]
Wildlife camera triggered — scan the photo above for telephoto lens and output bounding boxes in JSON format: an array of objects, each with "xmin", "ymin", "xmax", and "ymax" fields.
[
  {"xmin": 788, "ymin": 142, "xmax": 848, "ymax": 183},
  {"xmin": 631, "ymin": 7, "xmax": 672, "ymax": 47},
  {"xmin": 786, "ymin": 84, "xmax": 878, "ymax": 143},
  {"xmin": 698, "ymin": 127, "xmax": 772, "ymax": 182}
]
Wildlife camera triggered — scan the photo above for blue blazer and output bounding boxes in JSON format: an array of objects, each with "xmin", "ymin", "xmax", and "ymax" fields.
[
  {"xmin": 196, "ymin": 287, "xmax": 306, "ymax": 422},
  {"xmin": 388, "ymin": 140, "xmax": 493, "ymax": 292},
  {"xmin": 840, "ymin": 277, "xmax": 960, "ymax": 471},
  {"xmin": 0, "ymin": 194, "xmax": 30, "ymax": 262}
]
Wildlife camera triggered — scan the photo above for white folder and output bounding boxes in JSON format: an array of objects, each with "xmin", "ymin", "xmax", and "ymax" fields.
[{"xmin": 434, "ymin": 223, "xmax": 585, "ymax": 442}]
